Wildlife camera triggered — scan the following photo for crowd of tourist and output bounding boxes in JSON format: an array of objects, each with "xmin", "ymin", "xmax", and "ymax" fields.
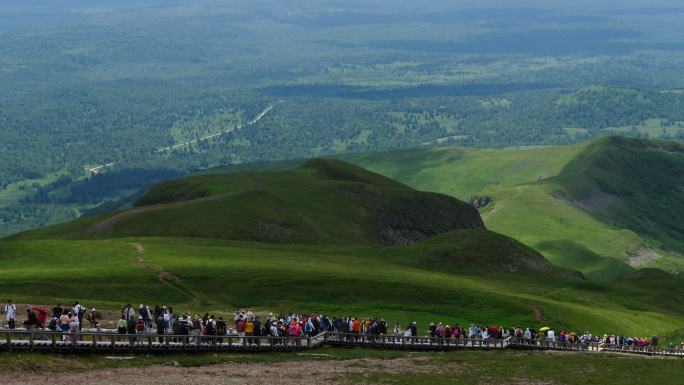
[{"xmin": 2, "ymin": 299, "xmax": 682, "ymax": 351}]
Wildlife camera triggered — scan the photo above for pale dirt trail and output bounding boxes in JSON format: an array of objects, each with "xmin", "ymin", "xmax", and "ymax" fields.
[
  {"xmin": 2, "ymin": 357, "xmax": 447, "ymax": 385},
  {"xmin": 86, "ymin": 102, "xmax": 281, "ymax": 174},
  {"xmin": 128, "ymin": 242, "xmax": 200, "ymax": 306}
]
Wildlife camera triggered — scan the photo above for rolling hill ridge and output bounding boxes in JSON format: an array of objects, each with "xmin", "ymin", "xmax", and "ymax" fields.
[
  {"xmin": 10, "ymin": 158, "xmax": 484, "ymax": 246},
  {"xmin": 548, "ymin": 136, "xmax": 684, "ymax": 253},
  {"xmin": 343, "ymin": 136, "xmax": 684, "ymax": 279}
]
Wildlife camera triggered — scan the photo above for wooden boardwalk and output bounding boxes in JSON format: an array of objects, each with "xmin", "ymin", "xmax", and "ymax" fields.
[
  {"xmin": 1, "ymin": 330, "xmax": 683, "ymax": 357},
  {"xmin": 1, "ymin": 330, "xmax": 322, "ymax": 353}
]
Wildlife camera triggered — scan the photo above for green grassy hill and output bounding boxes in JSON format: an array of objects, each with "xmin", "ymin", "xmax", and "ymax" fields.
[
  {"xmin": 548, "ymin": 136, "xmax": 684, "ymax": 253},
  {"xmin": 343, "ymin": 136, "xmax": 684, "ymax": 280},
  {"xmin": 9, "ymin": 159, "xmax": 483, "ymax": 246},
  {"xmin": 3, "ymin": 146, "xmax": 684, "ymax": 337},
  {"xmin": 2, "ymin": 234, "xmax": 684, "ymax": 336}
]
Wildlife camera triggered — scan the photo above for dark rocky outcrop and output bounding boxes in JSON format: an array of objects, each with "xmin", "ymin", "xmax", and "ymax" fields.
[{"xmin": 470, "ymin": 195, "xmax": 493, "ymax": 209}]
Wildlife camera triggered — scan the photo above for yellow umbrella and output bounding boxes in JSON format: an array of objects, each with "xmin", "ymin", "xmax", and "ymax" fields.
[{"xmin": 539, "ymin": 327, "xmax": 550, "ymax": 332}]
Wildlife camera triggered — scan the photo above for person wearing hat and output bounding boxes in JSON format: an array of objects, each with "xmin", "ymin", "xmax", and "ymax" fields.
[
  {"xmin": 87, "ymin": 308, "xmax": 98, "ymax": 328},
  {"xmin": 409, "ymin": 322, "xmax": 417, "ymax": 341}
]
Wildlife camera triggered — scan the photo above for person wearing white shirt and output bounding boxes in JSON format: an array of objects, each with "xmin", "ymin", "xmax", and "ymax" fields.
[
  {"xmin": 73, "ymin": 301, "xmax": 83, "ymax": 331},
  {"xmin": 547, "ymin": 330, "xmax": 556, "ymax": 347},
  {"xmin": 4, "ymin": 300, "xmax": 16, "ymax": 330}
]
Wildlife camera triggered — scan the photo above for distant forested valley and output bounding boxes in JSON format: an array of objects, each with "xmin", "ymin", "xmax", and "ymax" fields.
[{"xmin": 2, "ymin": 0, "xmax": 684, "ymax": 236}]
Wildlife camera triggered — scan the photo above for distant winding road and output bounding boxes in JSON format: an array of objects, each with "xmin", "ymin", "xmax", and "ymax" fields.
[{"xmin": 85, "ymin": 101, "xmax": 282, "ymax": 174}]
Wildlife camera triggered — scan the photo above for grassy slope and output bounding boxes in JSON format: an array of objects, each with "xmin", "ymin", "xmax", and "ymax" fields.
[
  {"xmin": 343, "ymin": 138, "xmax": 684, "ymax": 280},
  {"xmin": 1, "ymin": 235, "xmax": 683, "ymax": 336},
  {"xmin": 3, "ymin": 144, "xmax": 684, "ymax": 337},
  {"xmin": 548, "ymin": 136, "xmax": 684, "ymax": 254},
  {"xmin": 8, "ymin": 159, "xmax": 482, "ymax": 245}
]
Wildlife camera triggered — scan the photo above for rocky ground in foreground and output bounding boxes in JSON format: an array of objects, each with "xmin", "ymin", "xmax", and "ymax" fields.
[
  {"xmin": 3, "ymin": 357, "xmax": 442, "ymax": 385},
  {"xmin": 1, "ymin": 348, "xmax": 682, "ymax": 385}
]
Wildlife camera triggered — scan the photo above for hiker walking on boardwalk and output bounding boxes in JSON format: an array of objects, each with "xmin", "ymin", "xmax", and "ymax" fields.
[
  {"xmin": 217, "ymin": 317, "xmax": 227, "ymax": 343},
  {"xmin": 122, "ymin": 304, "xmax": 134, "ymax": 321},
  {"xmin": 172, "ymin": 316, "xmax": 181, "ymax": 342},
  {"xmin": 156, "ymin": 312, "xmax": 165, "ymax": 343},
  {"xmin": 58, "ymin": 310, "xmax": 70, "ymax": 339},
  {"xmin": 126, "ymin": 315, "xmax": 137, "ymax": 344},
  {"xmin": 73, "ymin": 301, "xmax": 84, "ymax": 331},
  {"xmin": 192, "ymin": 315, "xmax": 201, "ymax": 344},
  {"xmin": 206, "ymin": 315, "xmax": 217, "ymax": 344},
  {"xmin": 179, "ymin": 314, "xmax": 189, "ymax": 342},
  {"xmin": 24, "ymin": 309, "xmax": 38, "ymax": 331},
  {"xmin": 352, "ymin": 318, "xmax": 361, "ymax": 340},
  {"xmin": 117, "ymin": 316, "xmax": 127, "ymax": 339},
  {"xmin": 409, "ymin": 322, "xmax": 417, "ymax": 339},
  {"xmin": 139, "ymin": 305, "xmax": 152, "ymax": 332},
  {"xmin": 87, "ymin": 308, "xmax": 98, "ymax": 329},
  {"xmin": 136, "ymin": 316, "xmax": 145, "ymax": 343},
  {"xmin": 163, "ymin": 307, "xmax": 171, "ymax": 332},
  {"xmin": 270, "ymin": 320, "xmax": 280, "ymax": 342},
  {"xmin": 253, "ymin": 316, "xmax": 262, "ymax": 343},
  {"xmin": 3, "ymin": 300, "xmax": 16, "ymax": 330},
  {"xmin": 480, "ymin": 327, "xmax": 490, "ymax": 342},
  {"xmin": 52, "ymin": 304, "xmax": 63, "ymax": 320},
  {"xmin": 69, "ymin": 311, "xmax": 79, "ymax": 333},
  {"xmin": 236, "ymin": 315, "xmax": 246, "ymax": 338},
  {"xmin": 547, "ymin": 329, "xmax": 556, "ymax": 347},
  {"xmin": 245, "ymin": 316, "xmax": 255, "ymax": 344}
]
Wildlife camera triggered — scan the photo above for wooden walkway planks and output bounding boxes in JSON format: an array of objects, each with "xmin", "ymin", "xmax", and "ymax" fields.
[{"xmin": 1, "ymin": 331, "xmax": 683, "ymax": 357}]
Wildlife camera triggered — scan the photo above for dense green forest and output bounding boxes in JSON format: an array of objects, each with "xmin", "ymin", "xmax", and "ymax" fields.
[{"xmin": 2, "ymin": 0, "xmax": 684, "ymax": 236}]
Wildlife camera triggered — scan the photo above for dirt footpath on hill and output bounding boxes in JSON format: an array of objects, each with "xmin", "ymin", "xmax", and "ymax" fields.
[{"xmin": 3, "ymin": 357, "xmax": 450, "ymax": 385}]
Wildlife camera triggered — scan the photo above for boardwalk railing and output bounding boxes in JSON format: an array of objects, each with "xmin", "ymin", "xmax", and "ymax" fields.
[
  {"xmin": 507, "ymin": 338, "xmax": 684, "ymax": 357},
  {"xmin": 324, "ymin": 332, "xmax": 506, "ymax": 350},
  {"xmin": 0, "ymin": 330, "xmax": 312, "ymax": 353},
  {"xmin": 1, "ymin": 330, "xmax": 683, "ymax": 357}
]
